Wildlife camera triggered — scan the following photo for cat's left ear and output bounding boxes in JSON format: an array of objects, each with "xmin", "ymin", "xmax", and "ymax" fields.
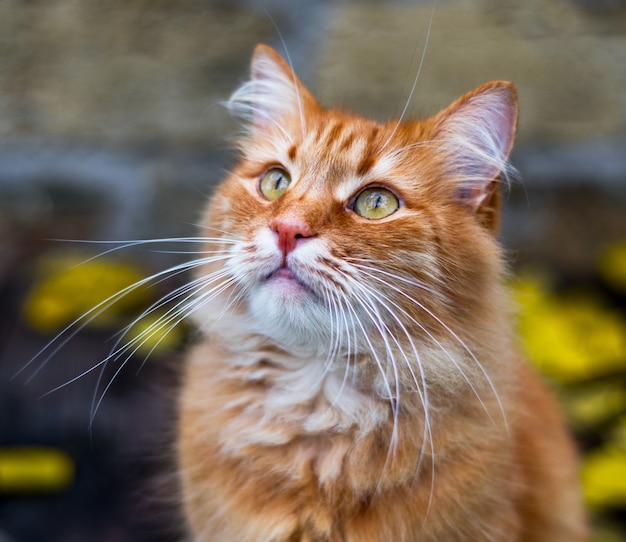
[
  {"xmin": 227, "ymin": 44, "xmax": 318, "ymax": 132},
  {"xmin": 431, "ymin": 81, "xmax": 518, "ymax": 231}
]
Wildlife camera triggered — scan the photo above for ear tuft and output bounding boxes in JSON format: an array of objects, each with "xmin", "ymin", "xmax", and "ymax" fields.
[
  {"xmin": 226, "ymin": 44, "xmax": 315, "ymax": 133},
  {"xmin": 433, "ymin": 82, "xmax": 518, "ymax": 211}
]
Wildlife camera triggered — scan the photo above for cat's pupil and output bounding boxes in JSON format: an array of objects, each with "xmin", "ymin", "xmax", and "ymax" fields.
[{"xmin": 273, "ymin": 175, "xmax": 287, "ymax": 190}]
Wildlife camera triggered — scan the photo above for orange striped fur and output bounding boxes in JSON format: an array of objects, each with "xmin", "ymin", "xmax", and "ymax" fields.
[{"xmin": 177, "ymin": 44, "xmax": 587, "ymax": 541}]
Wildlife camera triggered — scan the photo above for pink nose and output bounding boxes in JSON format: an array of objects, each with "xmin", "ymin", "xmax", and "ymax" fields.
[{"xmin": 271, "ymin": 218, "xmax": 315, "ymax": 257}]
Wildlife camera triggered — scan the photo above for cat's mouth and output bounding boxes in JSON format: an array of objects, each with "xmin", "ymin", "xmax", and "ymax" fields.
[
  {"xmin": 264, "ymin": 264, "xmax": 316, "ymax": 297},
  {"xmin": 265, "ymin": 264, "xmax": 305, "ymax": 284},
  {"xmin": 272, "ymin": 267, "xmax": 298, "ymax": 281}
]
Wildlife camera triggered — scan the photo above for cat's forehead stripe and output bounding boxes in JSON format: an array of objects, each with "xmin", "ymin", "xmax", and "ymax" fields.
[
  {"xmin": 331, "ymin": 152, "xmax": 399, "ymax": 202},
  {"xmin": 356, "ymin": 152, "xmax": 376, "ymax": 176},
  {"xmin": 324, "ymin": 121, "xmax": 345, "ymax": 147},
  {"xmin": 312, "ymin": 119, "xmax": 340, "ymax": 147},
  {"xmin": 287, "ymin": 144, "xmax": 297, "ymax": 162},
  {"xmin": 302, "ymin": 120, "xmax": 395, "ymax": 201},
  {"xmin": 310, "ymin": 119, "xmax": 364, "ymax": 155},
  {"xmin": 338, "ymin": 131, "xmax": 356, "ymax": 152}
]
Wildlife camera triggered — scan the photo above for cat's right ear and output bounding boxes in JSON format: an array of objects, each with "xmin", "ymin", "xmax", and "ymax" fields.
[{"xmin": 226, "ymin": 44, "xmax": 317, "ymax": 132}]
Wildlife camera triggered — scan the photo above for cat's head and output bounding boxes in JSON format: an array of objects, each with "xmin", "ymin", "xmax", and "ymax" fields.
[{"xmin": 197, "ymin": 44, "xmax": 518, "ymax": 364}]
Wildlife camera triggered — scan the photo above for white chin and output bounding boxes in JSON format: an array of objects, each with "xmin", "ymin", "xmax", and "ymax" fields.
[{"xmin": 248, "ymin": 279, "xmax": 329, "ymax": 350}]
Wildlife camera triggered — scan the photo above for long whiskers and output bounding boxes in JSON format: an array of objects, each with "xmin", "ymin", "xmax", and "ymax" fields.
[
  {"xmin": 49, "ymin": 236, "xmax": 239, "ymax": 263},
  {"xmin": 89, "ymin": 270, "xmax": 242, "ymax": 424},
  {"xmin": 351, "ymin": 262, "xmax": 507, "ymax": 430},
  {"xmin": 18, "ymin": 239, "xmax": 237, "ymax": 390},
  {"xmin": 324, "ymin": 264, "xmax": 435, "ymax": 503},
  {"xmin": 347, "ymin": 257, "xmax": 448, "ymax": 300},
  {"xmin": 381, "ymin": 1, "xmax": 437, "ymax": 151}
]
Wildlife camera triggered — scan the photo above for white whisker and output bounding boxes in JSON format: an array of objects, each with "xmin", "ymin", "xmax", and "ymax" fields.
[
  {"xmin": 46, "ymin": 237, "xmax": 238, "ymax": 265},
  {"xmin": 19, "ymin": 246, "xmax": 232, "ymax": 384},
  {"xmin": 352, "ymin": 263, "xmax": 507, "ymax": 430},
  {"xmin": 341, "ymin": 272, "xmax": 435, "ymax": 467},
  {"xmin": 90, "ymin": 274, "xmax": 240, "ymax": 422},
  {"xmin": 382, "ymin": 1, "xmax": 437, "ymax": 151}
]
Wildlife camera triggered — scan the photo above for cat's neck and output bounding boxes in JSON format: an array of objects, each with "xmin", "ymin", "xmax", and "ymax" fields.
[{"xmin": 201, "ymin": 320, "xmax": 512, "ymax": 436}]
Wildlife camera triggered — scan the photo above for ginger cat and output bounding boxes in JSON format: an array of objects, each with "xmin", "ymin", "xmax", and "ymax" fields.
[{"xmin": 177, "ymin": 44, "xmax": 587, "ymax": 541}]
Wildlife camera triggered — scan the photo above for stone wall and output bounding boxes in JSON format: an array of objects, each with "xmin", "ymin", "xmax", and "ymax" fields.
[{"xmin": 1, "ymin": 0, "xmax": 625, "ymax": 271}]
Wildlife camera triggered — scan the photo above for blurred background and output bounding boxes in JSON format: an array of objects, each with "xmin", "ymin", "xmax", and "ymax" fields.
[{"xmin": 1, "ymin": 0, "xmax": 625, "ymax": 540}]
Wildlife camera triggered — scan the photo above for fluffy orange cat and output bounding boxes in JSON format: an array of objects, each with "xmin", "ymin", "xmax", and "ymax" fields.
[{"xmin": 177, "ymin": 44, "xmax": 587, "ymax": 541}]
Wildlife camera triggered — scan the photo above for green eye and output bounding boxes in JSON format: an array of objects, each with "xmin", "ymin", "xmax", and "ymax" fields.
[
  {"xmin": 259, "ymin": 168, "xmax": 291, "ymax": 200},
  {"xmin": 353, "ymin": 187, "xmax": 399, "ymax": 219}
]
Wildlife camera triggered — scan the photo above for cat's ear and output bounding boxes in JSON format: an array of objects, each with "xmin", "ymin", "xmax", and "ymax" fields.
[
  {"xmin": 431, "ymin": 81, "xmax": 518, "ymax": 231},
  {"xmin": 227, "ymin": 44, "xmax": 317, "ymax": 132}
]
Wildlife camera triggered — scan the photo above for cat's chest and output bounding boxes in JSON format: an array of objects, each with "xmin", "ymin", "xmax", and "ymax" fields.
[
  {"xmin": 184, "ymin": 339, "xmax": 392, "ymax": 439},
  {"xmin": 230, "ymin": 358, "xmax": 389, "ymax": 441}
]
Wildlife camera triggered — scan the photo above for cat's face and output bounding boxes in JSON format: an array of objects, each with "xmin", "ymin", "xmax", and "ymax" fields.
[{"xmin": 196, "ymin": 45, "xmax": 517, "ymax": 366}]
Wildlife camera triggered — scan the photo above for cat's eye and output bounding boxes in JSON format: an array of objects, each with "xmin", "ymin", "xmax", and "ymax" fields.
[
  {"xmin": 353, "ymin": 187, "xmax": 399, "ymax": 219},
  {"xmin": 259, "ymin": 168, "xmax": 291, "ymax": 201}
]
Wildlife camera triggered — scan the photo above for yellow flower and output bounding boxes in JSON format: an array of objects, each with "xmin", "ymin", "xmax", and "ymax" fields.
[
  {"xmin": 0, "ymin": 447, "xmax": 74, "ymax": 494},
  {"xmin": 512, "ymin": 273, "xmax": 626, "ymax": 383},
  {"xmin": 562, "ymin": 384, "xmax": 626, "ymax": 430},
  {"xmin": 582, "ymin": 446, "xmax": 626, "ymax": 509},
  {"xmin": 22, "ymin": 252, "xmax": 151, "ymax": 333}
]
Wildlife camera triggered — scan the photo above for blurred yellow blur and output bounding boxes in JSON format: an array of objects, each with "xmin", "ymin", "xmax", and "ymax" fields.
[
  {"xmin": 0, "ymin": 447, "xmax": 74, "ymax": 494},
  {"xmin": 512, "ymin": 272, "xmax": 626, "ymax": 383},
  {"xmin": 22, "ymin": 252, "xmax": 150, "ymax": 333}
]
